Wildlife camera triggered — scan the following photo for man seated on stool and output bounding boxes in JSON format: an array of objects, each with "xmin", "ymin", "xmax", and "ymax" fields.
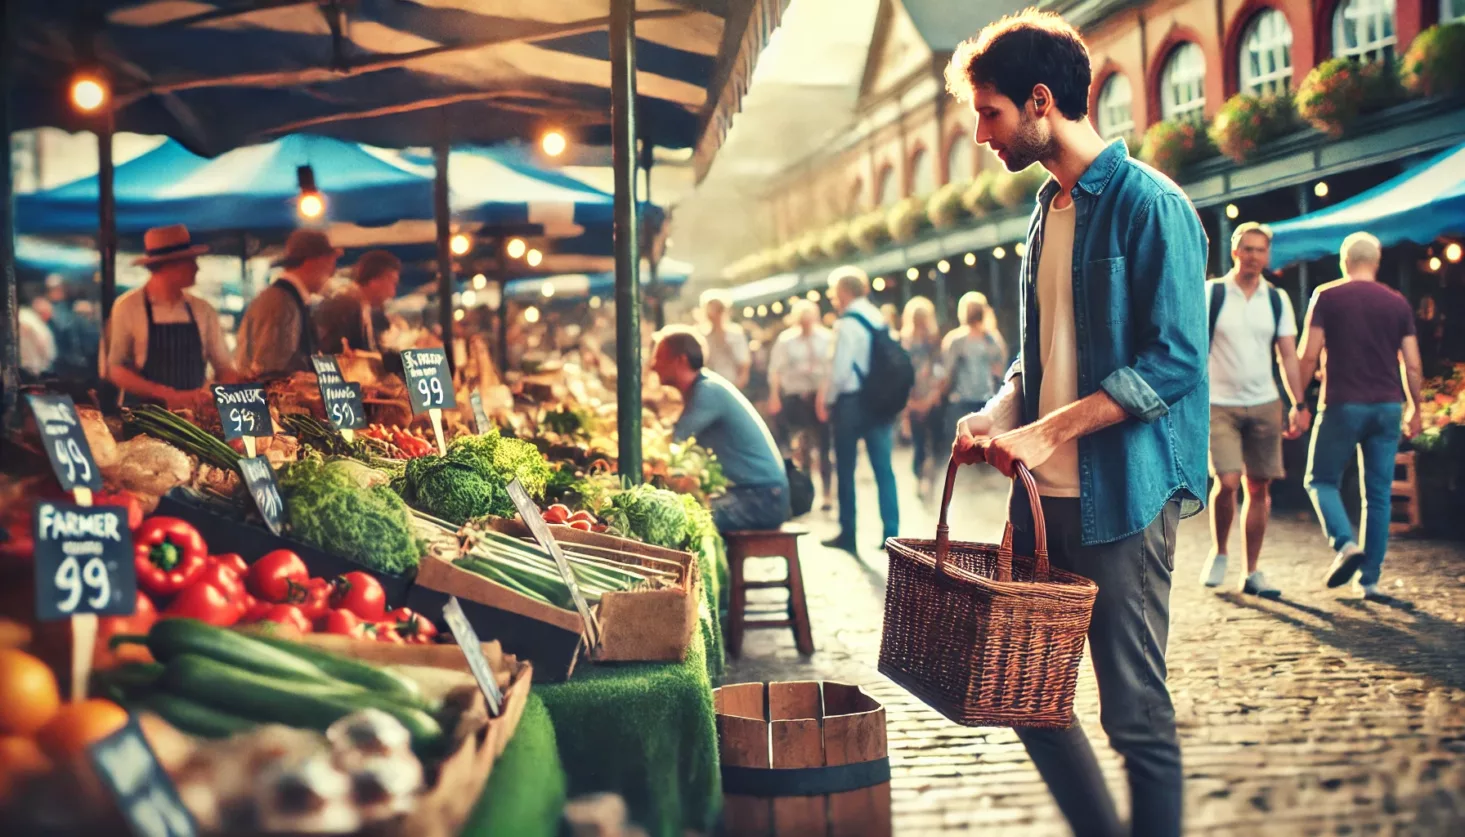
[{"xmin": 651, "ymin": 326, "xmax": 791, "ymax": 532}]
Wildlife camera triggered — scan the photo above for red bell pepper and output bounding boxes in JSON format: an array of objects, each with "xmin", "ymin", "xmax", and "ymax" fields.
[
  {"xmin": 166, "ymin": 580, "xmax": 239, "ymax": 627},
  {"xmin": 260, "ymin": 604, "xmax": 313, "ymax": 634},
  {"xmin": 213, "ymin": 553, "xmax": 249, "ymax": 578},
  {"xmin": 134, "ymin": 516, "xmax": 208, "ymax": 596},
  {"xmin": 195, "ymin": 559, "xmax": 245, "ymax": 601}
]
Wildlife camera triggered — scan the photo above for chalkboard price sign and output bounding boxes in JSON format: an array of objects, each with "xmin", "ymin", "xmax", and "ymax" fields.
[
  {"xmin": 401, "ymin": 348, "xmax": 456, "ymax": 414},
  {"xmin": 239, "ymin": 456, "xmax": 286, "ymax": 536},
  {"xmin": 91, "ymin": 717, "xmax": 197, "ymax": 837},
  {"xmin": 26, "ymin": 394, "xmax": 103, "ymax": 492},
  {"xmin": 211, "ymin": 384, "xmax": 271, "ymax": 441},
  {"xmin": 33, "ymin": 501, "xmax": 136, "ymax": 621}
]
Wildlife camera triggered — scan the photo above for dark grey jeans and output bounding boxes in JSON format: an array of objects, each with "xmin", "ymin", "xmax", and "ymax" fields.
[
  {"xmin": 711, "ymin": 484, "xmax": 791, "ymax": 533},
  {"xmin": 1009, "ymin": 496, "xmax": 1183, "ymax": 837}
]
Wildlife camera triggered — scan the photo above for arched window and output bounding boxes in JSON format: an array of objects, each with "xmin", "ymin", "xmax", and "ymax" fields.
[
  {"xmin": 1159, "ymin": 42, "xmax": 1207, "ymax": 122},
  {"xmin": 1441, "ymin": 0, "xmax": 1465, "ymax": 23},
  {"xmin": 946, "ymin": 134, "xmax": 974, "ymax": 183},
  {"xmin": 1096, "ymin": 73, "xmax": 1135, "ymax": 139},
  {"xmin": 874, "ymin": 165, "xmax": 896, "ymax": 207},
  {"xmin": 1240, "ymin": 9, "xmax": 1294, "ymax": 95},
  {"xmin": 1332, "ymin": 0, "xmax": 1396, "ymax": 63},
  {"xmin": 908, "ymin": 147, "xmax": 937, "ymax": 196}
]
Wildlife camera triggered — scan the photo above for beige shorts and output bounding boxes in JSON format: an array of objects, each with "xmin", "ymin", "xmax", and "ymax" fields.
[{"xmin": 1209, "ymin": 401, "xmax": 1286, "ymax": 480}]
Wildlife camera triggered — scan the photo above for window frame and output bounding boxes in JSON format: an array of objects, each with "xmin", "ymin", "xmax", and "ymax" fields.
[
  {"xmin": 1096, "ymin": 72, "xmax": 1136, "ymax": 139},
  {"xmin": 1160, "ymin": 42, "xmax": 1207, "ymax": 122},
  {"xmin": 1331, "ymin": 0, "xmax": 1397, "ymax": 64},
  {"xmin": 1239, "ymin": 8, "xmax": 1294, "ymax": 96}
]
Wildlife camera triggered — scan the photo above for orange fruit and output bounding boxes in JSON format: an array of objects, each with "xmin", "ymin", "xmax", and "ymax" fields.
[
  {"xmin": 35, "ymin": 699, "xmax": 129, "ymax": 759},
  {"xmin": 0, "ymin": 648, "xmax": 61, "ymax": 736},
  {"xmin": 0, "ymin": 735, "xmax": 51, "ymax": 801}
]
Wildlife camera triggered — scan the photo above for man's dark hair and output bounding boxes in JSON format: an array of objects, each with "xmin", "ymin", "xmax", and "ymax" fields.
[
  {"xmin": 352, "ymin": 249, "xmax": 401, "ymax": 286},
  {"xmin": 945, "ymin": 9, "xmax": 1091, "ymax": 120},
  {"xmin": 655, "ymin": 326, "xmax": 705, "ymax": 371}
]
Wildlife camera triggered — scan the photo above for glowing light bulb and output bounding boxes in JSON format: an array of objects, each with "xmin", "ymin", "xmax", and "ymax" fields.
[
  {"xmin": 472, "ymin": 273, "xmax": 487, "ymax": 290},
  {"xmin": 462, "ymin": 290, "xmax": 477, "ymax": 307},
  {"xmin": 937, "ymin": 260, "xmax": 951, "ymax": 274},
  {"xmin": 70, "ymin": 75, "xmax": 107, "ymax": 112},
  {"xmin": 1429, "ymin": 256, "xmax": 1443, "ymax": 272},
  {"xmin": 451, "ymin": 234, "xmax": 471, "ymax": 255},
  {"xmin": 507, "ymin": 238, "xmax": 527, "ymax": 259},
  {"xmin": 993, "ymin": 246, "xmax": 1007, "ymax": 260},
  {"xmin": 297, "ymin": 192, "xmax": 325, "ymax": 219},
  {"xmin": 872, "ymin": 277, "xmax": 887, "ymax": 292},
  {"xmin": 590, "ymin": 297, "xmax": 603, "ymax": 309},
  {"xmin": 743, "ymin": 307, "xmax": 755, "ymax": 318},
  {"xmin": 1314, "ymin": 181, "xmax": 1329, "ymax": 198},
  {"xmin": 906, "ymin": 267, "xmax": 919, "ymax": 280},
  {"xmin": 1014, "ymin": 242, "xmax": 1027, "ymax": 258},
  {"xmin": 541, "ymin": 131, "xmax": 567, "ymax": 157},
  {"xmin": 771, "ymin": 301, "xmax": 784, "ymax": 314},
  {"xmin": 527, "ymin": 249, "xmax": 543, "ymax": 267},
  {"xmin": 1225, "ymin": 203, "xmax": 1239, "ymax": 219},
  {"xmin": 524, "ymin": 306, "xmax": 541, "ymax": 323},
  {"xmin": 964, "ymin": 252, "xmax": 976, "ymax": 266},
  {"xmin": 453, "ymin": 309, "xmax": 465, "ymax": 322},
  {"xmin": 541, "ymin": 283, "xmax": 555, "ymax": 298},
  {"xmin": 806, "ymin": 290, "xmax": 820, "ymax": 301},
  {"xmin": 1446, "ymin": 242, "xmax": 1462, "ymax": 263},
  {"xmin": 757, "ymin": 305, "xmax": 768, "ymax": 317}
]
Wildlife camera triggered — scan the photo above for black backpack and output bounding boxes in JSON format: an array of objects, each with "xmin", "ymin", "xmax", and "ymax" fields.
[
  {"xmin": 785, "ymin": 458, "xmax": 815, "ymax": 518},
  {"xmin": 846, "ymin": 311, "xmax": 915, "ymax": 422},
  {"xmin": 1206, "ymin": 277, "xmax": 1289, "ymax": 398}
]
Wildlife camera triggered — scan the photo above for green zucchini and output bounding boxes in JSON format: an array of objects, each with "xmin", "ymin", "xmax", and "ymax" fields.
[
  {"xmin": 163, "ymin": 654, "xmax": 444, "ymax": 755},
  {"xmin": 144, "ymin": 619, "xmax": 337, "ymax": 685},
  {"xmin": 142, "ymin": 693, "xmax": 255, "ymax": 739},
  {"xmin": 249, "ymin": 635, "xmax": 432, "ymax": 710}
]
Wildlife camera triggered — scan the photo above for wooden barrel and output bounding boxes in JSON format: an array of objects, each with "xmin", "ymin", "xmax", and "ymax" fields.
[{"xmin": 714, "ymin": 680, "xmax": 891, "ymax": 837}]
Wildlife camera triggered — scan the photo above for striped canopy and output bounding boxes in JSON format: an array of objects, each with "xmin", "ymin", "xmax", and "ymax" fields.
[{"xmin": 8, "ymin": 0, "xmax": 789, "ymax": 178}]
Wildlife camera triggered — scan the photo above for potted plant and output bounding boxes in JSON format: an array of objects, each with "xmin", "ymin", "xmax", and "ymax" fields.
[
  {"xmin": 927, "ymin": 181, "xmax": 969, "ymax": 228},
  {"xmin": 1402, "ymin": 22, "xmax": 1465, "ymax": 99},
  {"xmin": 886, "ymin": 196, "xmax": 928, "ymax": 243},
  {"xmin": 1296, "ymin": 57, "xmax": 1405, "ymax": 137},
  {"xmin": 774, "ymin": 240, "xmax": 803, "ymax": 272},
  {"xmin": 992, "ymin": 164, "xmax": 1048, "ymax": 209},
  {"xmin": 725, "ymin": 249, "xmax": 772, "ymax": 282},
  {"xmin": 850, "ymin": 210, "xmax": 890, "ymax": 253},
  {"xmin": 796, "ymin": 230, "xmax": 824, "ymax": 264},
  {"xmin": 1209, "ymin": 92, "xmax": 1300, "ymax": 163},
  {"xmin": 961, "ymin": 171, "xmax": 1001, "ymax": 218},
  {"xmin": 1139, "ymin": 118, "xmax": 1218, "ymax": 179},
  {"xmin": 820, "ymin": 221, "xmax": 853, "ymax": 261}
]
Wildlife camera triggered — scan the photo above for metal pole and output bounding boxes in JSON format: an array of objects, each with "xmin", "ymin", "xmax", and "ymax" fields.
[
  {"xmin": 99, "ymin": 114, "xmax": 117, "ymax": 324},
  {"xmin": 496, "ymin": 239, "xmax": 509, "ymax": 376},
  {"xmin": 434, "ymin": 136, "xmax": 454, "ymax": 373},
  {"xmin": 611, "ymin": 0, "xmax": 642, "ymax": 482},
  {"xmin": 1217, "ymin": 207, "xmax": 1233, "ymax": 277},
  {"xmin": 1294, "ymin": 184, "xmax": 1312, "ymax": 306},
  {"xmin": 1, "ymin": 6, "xmax": 18, "ymax": 428},
  {"xmin": 640, "ymin": 142, "xmax": 664, "ymax": 330}
]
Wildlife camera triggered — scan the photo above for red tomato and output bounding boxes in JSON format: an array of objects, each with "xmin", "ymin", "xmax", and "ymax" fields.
[
  {"xmin": 330, "ymin": 572, "xmax": 387, "ymax": 622},
  {"xmin": 194, "ymin": 561, "xmax": 245, "ymax": 601},
  {"xmin": 213, "ymin": 554, "xmax": 249, "ymax": 578},
  {"xmin": 238, "ymin": 592, "xmax": 270, "ymax": 623},
  {"xmin": 165, "ymin": 581, "xmax": 239, "ymax": 627},
  {"xmin": 296, "ymin": 579, "xmax": 332, "ymax": 622},
  {"xmin": 260, "ymin": 604, "xmax": 312, "ymax": 634},
  {"xmin": 385, "ymin": 608, "xmax": 438, "ymax": 644},
  {"xmin": 249, "ymin": 550, "xmax": 309, "ymax": 603},
  {"xmin": 371, "ymin": 621, "xmax": 404, "ymax": 643},
  {"xmin": 319, "ymin": 608, "xmax": 365, "ymax": 637},
  {"xmin": 94, "ymin": 491, "xmax": 144, "ymax": 531}
]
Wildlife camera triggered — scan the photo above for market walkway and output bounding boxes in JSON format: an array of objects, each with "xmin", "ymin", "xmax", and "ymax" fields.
[{"xmin": 724, "ymin": 451, "xmax": 1465, "ymax": 835}]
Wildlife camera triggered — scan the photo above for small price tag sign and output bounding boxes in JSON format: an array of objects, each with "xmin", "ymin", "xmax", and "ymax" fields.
[
  {"xmin": 91, "ymin": 717, "xmax": 198, "ymax": 837},
  {"xmin": 211, "ymin": 384, "xmax": 271, "ymax": 442},
  {"xmin": 401, "ymin": 348, "xmax": 456, "ymax": 414},
  {"xmin": 26, "ymin": 394, "xmax": 102, "ymax": 492},
  {"xmin": 32, "ymin": 501, "xmax": 136, "ymax": 621},
  {"xmin": 239, "ymin": 456, "xmax": 286, "ymax": 536},
  {"xmin": 311, "ymin": 357, "xmax": 366, "ymax": 433},
  {"xmin": 470, "ymin": 391, "xmax": 491, "ymax": 435},
  {"xmin": 505, "ymin": 480, "xmax": 600, "ymax": 650},
  {"xmin": 442, "ymin": 596, "xmax": 504, "ymax": 717}
]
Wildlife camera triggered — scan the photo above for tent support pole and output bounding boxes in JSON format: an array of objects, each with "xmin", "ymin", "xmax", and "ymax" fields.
[
  {"xmin": 497, "ymin": 239, "xmax": 509, "ymax": 376},
  {"xmin": 99, "ymin": 114, "xmax": 117, "ymax": 325},
  {"xmin": 434, "ymin": 134, "xmax": 454, "ymax": 374},
  {"xmin": 1217, "ymin": 206, "xmax": 1233, "ymax": 277},
  {"xmin": 1, "ymin": 4, "xmax": 18, "ymax": 429},
  {"xmin": 1294, "ymin": 184, "xmax": 1311, "ymax": 305},
  {"xmin": 611, "ymin": 0, "xmax": 642, "ymax": 483},
  {"xmin": 641, "ymin": 142, "xmax": 664, "ymax": 330}
]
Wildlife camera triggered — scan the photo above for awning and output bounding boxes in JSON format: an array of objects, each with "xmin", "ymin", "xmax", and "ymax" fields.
[
  {"xmin": 15, "ymin": 236, "xmax": 100, "ymax": 277},
  {"xmin": 8, "ymin": 0, "xmax": 789, "ymax": 178},
  {"xmin": 1269, "ymin": 141, "xmax": 1465, "ymax": 267}
]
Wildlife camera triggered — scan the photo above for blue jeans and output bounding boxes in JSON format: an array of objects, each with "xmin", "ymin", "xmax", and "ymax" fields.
[
  {"xmin": 1011, "ymin": 497, "xmax": 1183, "ymax": 837},
  {"xmin": 1304, "ymin": 402, "xmax": 1403, "ymax": 586},
  {"xmin": 832, "ymin": 395, "xmax": 899, "ymax": 542},
  {"xmin": 712, "ymin": 484, "xmax": 791, "ymax": 533}
]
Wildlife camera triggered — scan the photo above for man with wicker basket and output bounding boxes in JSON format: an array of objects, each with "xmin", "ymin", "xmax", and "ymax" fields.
[{"xmin": 943, "ymin": 11, "xmax": 1209, "ymax": 837}]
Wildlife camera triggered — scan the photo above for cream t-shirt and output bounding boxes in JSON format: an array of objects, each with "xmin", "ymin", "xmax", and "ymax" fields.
[{"xmin": 1034, "ymin": 200, "xmax": 1080, "ymax": 497}]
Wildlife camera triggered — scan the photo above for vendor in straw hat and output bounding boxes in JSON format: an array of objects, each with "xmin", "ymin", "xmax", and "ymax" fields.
[
  {"xmin": 102, "ymin": 224, "xmax": 238, "ymax": 407},
  {"xmin": 236, "ymin": 228, "xmax": 341, "ymax": 377}
]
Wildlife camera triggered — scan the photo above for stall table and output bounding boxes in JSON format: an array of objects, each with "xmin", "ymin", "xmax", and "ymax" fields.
[{"xmin": 465, "ymin": 693, "xmax": 568, "ymax": 837}]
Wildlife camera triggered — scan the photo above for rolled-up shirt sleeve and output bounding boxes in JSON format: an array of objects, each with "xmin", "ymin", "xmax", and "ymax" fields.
[
  {"xmin": 1099, "ymin": 192, "xmax": 1209, "ymax": 423},
  {"xmin": 825, "ymin": 320, "xmax": 862, "ymax": 407},
  {"xmin": 673, "ymin": 383, "xmax": 719, "ymax": 443}
]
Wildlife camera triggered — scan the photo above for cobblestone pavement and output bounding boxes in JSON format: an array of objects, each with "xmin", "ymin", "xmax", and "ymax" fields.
[{"xmin": 724, "ymin": 450, "xmax": 1465, "ymax": 836}]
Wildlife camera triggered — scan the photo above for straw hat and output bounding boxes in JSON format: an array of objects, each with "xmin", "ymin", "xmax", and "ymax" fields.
[
  {"xmin": 133, "ymin": 224, "xmax": 209, "ymax": 266},
  {"xmin": 273, "ymin": 228, "xmax": 343, "ymax": 268}
]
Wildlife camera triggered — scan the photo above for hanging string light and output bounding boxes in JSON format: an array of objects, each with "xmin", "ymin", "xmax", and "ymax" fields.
[{"xmin": 296, "ymin": 165, "xmax": 325, "ymax": 219}]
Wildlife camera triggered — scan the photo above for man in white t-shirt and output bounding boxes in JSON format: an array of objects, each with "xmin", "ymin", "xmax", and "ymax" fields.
[{"xmin": 1199, "ymin": 223, "xmax": 1308, "ymax": 598}]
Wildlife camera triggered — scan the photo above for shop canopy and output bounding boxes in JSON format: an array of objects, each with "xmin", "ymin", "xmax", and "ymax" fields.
[
  {"xmin": 1269, "ymin": 141, "xmax": 1465, "ymax": 267},
  {"xmin": 8, "ymin": 0, "xmax": 788, "ymax": 177},
  {"xmin": 504, "ymin": 257, "xmax": 692, "ymax": 301},
  {"xmin": 15, "ymin": 236, "xmax": 100, "ymax": 277}
]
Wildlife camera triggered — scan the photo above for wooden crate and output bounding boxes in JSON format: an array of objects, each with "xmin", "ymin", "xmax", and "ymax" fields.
[
  {"xmin": 1391, "ymin": 451, "xmax": 1422, "ymax": 535},
  {"xmin": 715, "ymin": 681, "xmax": 891, "ymax": 837}
]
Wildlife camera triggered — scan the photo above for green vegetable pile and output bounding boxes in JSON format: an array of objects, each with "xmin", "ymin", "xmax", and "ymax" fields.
[
  {"xmin": 394, "ymin": 430, "xmax": 553, "ymax": 525},
  {"xmin": 599, "ymin": 484, "xmax": 696, "ymax": 551},
  {"xmin": 278, "ymin": 457, "xmax": 423, "ymax": 574}
]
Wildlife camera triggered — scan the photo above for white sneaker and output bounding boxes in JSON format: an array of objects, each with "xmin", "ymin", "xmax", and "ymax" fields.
[
  {"xmin": 1241, "ymin": 570, "xmax": 1282, "ymax": 599},
  {"xmin": 1324, "ymin": 543, "xmax": 1366, "ymax": 589},
  {"xmin": 1201, "ymin": 552, "xmax": 1228, "ymax": 587}
]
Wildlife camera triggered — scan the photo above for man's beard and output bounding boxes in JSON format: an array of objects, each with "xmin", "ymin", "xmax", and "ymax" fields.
[{"xmin": 1002, "ymin": 112, "xmax": 1056, "ymax": 172}]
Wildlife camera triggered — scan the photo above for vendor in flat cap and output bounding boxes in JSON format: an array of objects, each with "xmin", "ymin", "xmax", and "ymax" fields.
[{"xmin": 236, "ymin": 228, "xmax": 341, "ymax": 377}]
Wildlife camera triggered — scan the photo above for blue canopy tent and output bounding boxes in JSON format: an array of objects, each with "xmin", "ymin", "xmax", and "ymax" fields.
[
  {"xmin": 15, "ymin": 236, "xmax": 99, "ymax": 278},
  {"xmin": 503, "ymin": 261, "xmax": 691, "ymax": 303},
  {"xmin": 1269, "ymin": 141, "xmax": 1465, "ymax": 267}
]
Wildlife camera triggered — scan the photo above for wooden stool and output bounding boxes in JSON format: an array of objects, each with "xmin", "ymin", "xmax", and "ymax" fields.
[
  {"xmin": 723, "ymin": 525, "xmax": 815, "ymax": 657},
  {"xmin": 1391, "ymin": 450, "xmax": 1422, "ymax": 535}
]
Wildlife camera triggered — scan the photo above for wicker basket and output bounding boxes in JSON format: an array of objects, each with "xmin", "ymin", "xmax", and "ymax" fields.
[{"xmin": 879, "ymin": 459, "xmax": 1099, "ymax": 728}]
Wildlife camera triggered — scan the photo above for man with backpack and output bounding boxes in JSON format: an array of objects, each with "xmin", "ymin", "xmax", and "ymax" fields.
[
  {"xmin": 1199, "ymin": 222, "xmax": 1309, "ymax": 598},
  {"xmin": 817, "ymin": 266, "xmax": 912, "ymax": 553}
]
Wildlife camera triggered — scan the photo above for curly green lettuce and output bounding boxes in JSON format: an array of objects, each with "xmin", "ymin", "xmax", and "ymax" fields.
[{"xmin": 278, "ymin": 458, "xmax": 422, "ymax": 575}]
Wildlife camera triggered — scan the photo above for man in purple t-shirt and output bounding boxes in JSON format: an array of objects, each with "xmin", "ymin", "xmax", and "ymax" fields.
[{"xmin": 1298, "ymin": 232, "xmax": 1425, "ymax": 605}]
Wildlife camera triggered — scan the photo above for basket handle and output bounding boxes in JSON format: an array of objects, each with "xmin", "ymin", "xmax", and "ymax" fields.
[{"xmin": 935, "ymin": 457, "xmax": 1049, "ymax": 583}]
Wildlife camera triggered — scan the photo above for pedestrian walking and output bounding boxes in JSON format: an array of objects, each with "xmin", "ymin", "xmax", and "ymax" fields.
[
  {"xmin": 1199, "ymin": 222, "xmax": 1310, "ymax": 599},
  {"xmin": 1298, "ymin": 232, "xmax": 1425, "ymax": 606},
  {"xmin": 901, "ymin": 296, "xmax": 945, "ymax": 498},
  {"xmin": 698, "ymin": 289, "xmax": 751, "ymax": 390},
  {"xmin": 948, "ymin": 11, "xmax": 1209, "ymax": 836},
  {"xmin": 767, "ymin": 300, "xmax": 834, "ymax": 510},
  {"xmin": 818, "ymin": 266, "xmax": 909, "ymax": 553}
]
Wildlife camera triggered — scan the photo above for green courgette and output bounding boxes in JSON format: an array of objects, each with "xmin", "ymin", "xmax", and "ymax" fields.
[
  {"xmin": 142, "ymin": 619, "xmax": 338, "ymax": 684},
  {"xmin": 162, "ymin": 654, "xmax": 444, "ymax": 755},
  {"xmin": 142, "ymin": 693, "xmax": 256, "ymax": 739},
  {"xmin": 249, "ymin": 635, "xmax": 432, "ymax": 710}
]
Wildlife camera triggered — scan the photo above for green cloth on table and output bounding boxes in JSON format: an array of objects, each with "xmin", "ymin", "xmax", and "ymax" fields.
[
  {"xmin": 464, "ymin": 692, "xmax": 568, "ymax": 837},
  {"xmin": 538, "ymin": 619, "xmax": 722, "ymax": 837},
  {"xmin": 697, "ymin": 533, "xmax": 726, "ymax": 682}
]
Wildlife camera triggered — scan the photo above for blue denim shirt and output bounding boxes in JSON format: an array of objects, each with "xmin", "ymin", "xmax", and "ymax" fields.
[{"xmin": 1009, "ymin": 140, "xmax": 1210, "ymax": 545}]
